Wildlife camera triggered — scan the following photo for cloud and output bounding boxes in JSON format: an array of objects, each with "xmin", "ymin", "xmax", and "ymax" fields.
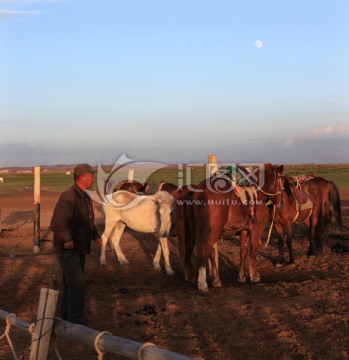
[
  {"xmin": 310, "ymin": 123, "xmax": 349, "ymax": 137},
  {"xmin": 283, "ymin": 122, "xmax": 349, "ymax": 147},
  {"xmin": 0, "ymin": 0, "xmax": 61, "ymax": 2},
  {"xmin": 0, "ymin": 0, "xmax": 64, "ymax": 17},
  {"xmin": 0, "ymin": 9, "xmax": 42, "ymax": 15}
]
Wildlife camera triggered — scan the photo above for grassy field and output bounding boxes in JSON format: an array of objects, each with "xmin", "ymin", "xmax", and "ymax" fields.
[
  {"xmin": 0, "ymin": 164, "xmax": 348, "ymax": 197},
  {"xmin": 284, "ymin": 164, "xmax": 349, "ymax": 188}
]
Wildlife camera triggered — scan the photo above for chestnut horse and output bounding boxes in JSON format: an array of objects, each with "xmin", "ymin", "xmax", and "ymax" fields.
[
  {"xmin": 176, "ymin": 163, "xmax": 284, "ymax": 291},
  {"xmin": 274, "ymin": 175, "xmax": 342, "ymax": 264}
]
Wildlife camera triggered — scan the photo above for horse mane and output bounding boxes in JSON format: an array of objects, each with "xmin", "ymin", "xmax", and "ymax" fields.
[{"xmin": 283, "ymin": 177, "xmax": 296, "ymax": 197}]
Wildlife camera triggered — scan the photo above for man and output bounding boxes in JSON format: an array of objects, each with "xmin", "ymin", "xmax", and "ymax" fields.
[{"xmin": 50, "ymin": 163, "xmax": 102, "ymax": 325}]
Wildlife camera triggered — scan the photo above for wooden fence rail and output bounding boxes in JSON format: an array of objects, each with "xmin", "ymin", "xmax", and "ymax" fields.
[{"xmin": 0, "ymin": 309, "xmax": 201, "ymax": 360}]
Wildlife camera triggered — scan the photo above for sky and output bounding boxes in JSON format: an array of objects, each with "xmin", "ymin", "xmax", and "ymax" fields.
[{"xmin": 0, "ymin": 0, "xmax": 348, "ymax": 167}]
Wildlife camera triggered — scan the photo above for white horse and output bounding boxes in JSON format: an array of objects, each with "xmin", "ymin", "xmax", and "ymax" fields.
[{"xmin": 100, "ymin": 190, "xmax": 176, "ymax": 275}]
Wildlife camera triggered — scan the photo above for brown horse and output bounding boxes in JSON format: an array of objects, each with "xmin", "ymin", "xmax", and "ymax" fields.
[
  {"xmin": 176, "ymin": 163, "xmax": 284, "ymax": 291},
  {"xmin": 112, "ymin": 179, "xmax": 149, "ymax": 194},
  {"xmin": 274, "ymin": 175, "xmax": 342, "ymax": 264},
  {"xmin": 309, "ymin": 177, "xmax": 342, "ymax": 232},
  {"xmin": 158, "ymin": 181, "xmax": 179, "ymax": 196}
]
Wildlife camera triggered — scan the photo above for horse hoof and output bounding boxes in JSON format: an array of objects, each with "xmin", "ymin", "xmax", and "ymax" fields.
[
  {"xmin": 250, "ymin": 273, "xmax": 261, "ymax": 283},
  {"xmin": 100, "ymin": 261, "xmax": 107, "ymax": 266},
  {"xmin": 237, "ymin": 276, "xmax": 247, "ymax": 283},
  {"xmin": 153, "ymin": 265, "xmax": 162, "ymax": 271},
  {"xmin": 119, "ymin": 259, "xmax": 130, "ymax": 265},
  {"xmin": 212, "ymin": 279, "xmax": 222, "ymax": 288},
  {"xmin": 166, "ymin": 269, "xmax": 175, "ymax": 276},
  {"xmin": 185, "ymin": 276, "xmax": 195, "ymax": 284},
  {"xmin": 198, "ymin": 285, "xmax": 209, "ymax": 292},
  {"xmin": 275, "ymin": 263, "xmax": 283, "ymax": 268}
]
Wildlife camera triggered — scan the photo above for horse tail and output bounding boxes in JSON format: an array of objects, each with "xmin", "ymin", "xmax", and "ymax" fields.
[
  {"xmin": 328, "ymin": 181, "xmax": 343, "ymax": 229},
  {"xmin": 194, "ymin": 193, "xmax": 211, "ymax": 268},
  {"xmin": 175, "ymin": 194, "xmax": 188, "ymax": 265}
]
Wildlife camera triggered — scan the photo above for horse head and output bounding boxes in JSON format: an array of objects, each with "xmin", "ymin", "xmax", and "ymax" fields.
[{"xmin": 154, "ymin": 192, "xmax": 176, "ymax": 238}]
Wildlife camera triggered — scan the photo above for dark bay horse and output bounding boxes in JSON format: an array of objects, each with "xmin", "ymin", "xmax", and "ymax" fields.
[
  {"xmin": 274, "ymin": 175, "xmax": 342, "ymax": 264},
  {"xmin": 124, "ymin": 180, "xmax": 178, "ymax": 196},
  {"xmin": 176, "ymin": 163, "xmax": 284, "ymax": 291},
  {"xmin": 112, "ymin": 179, "xmax": 149, "ymax": 194},
  {"xmin": 158, "ymin": 181, "xmax": 179, "ymax": 196},
  {"xmin": 309, "ymin": 177, "xmax": 342, "ymax": 232}
]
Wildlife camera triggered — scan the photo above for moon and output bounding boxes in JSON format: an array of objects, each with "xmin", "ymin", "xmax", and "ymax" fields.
[{"xmin": 255, "ymin": 40, "xmax": 263, "ymax": 49}]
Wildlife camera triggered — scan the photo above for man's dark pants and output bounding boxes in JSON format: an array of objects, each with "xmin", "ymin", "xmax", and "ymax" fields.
[{"xmin": 56, "ymin": 253, "xmax": 86, "ymax": 324}]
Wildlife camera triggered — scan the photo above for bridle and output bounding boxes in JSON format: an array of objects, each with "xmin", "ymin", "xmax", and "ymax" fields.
[{"xmin": 240, "ymin": 167, "xmax": 283, "ymax": 197}]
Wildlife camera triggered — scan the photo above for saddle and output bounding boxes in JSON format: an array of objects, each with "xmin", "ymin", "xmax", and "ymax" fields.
[
  {"xmin": 233, "ymin": 183, "xmax": 259, "ymax": 223},
  {"xmin": 233, "ymin": 184, "xmax": 258, "ymax": 206},
  {"xmin": 288, "ymin": 174, "xmax": 315, "ymax": 186},
  {"xmin": 285, "ymin": 176, "xmax": 313, "ymax": 212}
]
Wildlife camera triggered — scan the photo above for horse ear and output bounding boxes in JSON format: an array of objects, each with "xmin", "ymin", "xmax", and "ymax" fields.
[{"xmin": 279, "ymin": 165, "xmax": 284, "ymax": 174}]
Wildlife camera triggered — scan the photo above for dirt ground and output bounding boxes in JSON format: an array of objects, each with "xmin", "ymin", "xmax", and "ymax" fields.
[{"xmin": 0, "ymin": 187, "xmax": 349, "ymax": 360}]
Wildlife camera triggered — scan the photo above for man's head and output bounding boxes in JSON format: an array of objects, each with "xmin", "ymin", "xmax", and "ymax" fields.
[{"xmin": 74, "ymin": 163, "xmax": 95, "ymax": 190}]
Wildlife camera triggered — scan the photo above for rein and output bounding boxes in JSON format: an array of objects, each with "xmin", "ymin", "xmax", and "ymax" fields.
[{"xmin": 261, "ymin": 204, "xmax": 276, "ymax": 248}]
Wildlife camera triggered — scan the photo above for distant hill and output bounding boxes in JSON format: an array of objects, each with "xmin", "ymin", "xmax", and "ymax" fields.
[{"xmin": 1, "ymin": 163, "xmax": 349, "ymax": 174}]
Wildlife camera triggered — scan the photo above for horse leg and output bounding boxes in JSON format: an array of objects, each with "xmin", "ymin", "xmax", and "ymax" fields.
[
  {"xmin": 100, "ymin": 217, "xmax": 115, "ymax": 265},
  {"xmin": 315, "ymin": 212, "xmax": 324, "ymax": 254},
  {"xmin": 285, "ymin": 223, "xmax": 294, "ymax": 265},
  {"xmin": 249, "ymin": 231, "xmax": 261, "ymax": 283},
  {"xmin": 274, "ymin": 223, "xmax": 286, "ymax": 265},
  {"xmin": 198, "ymin": 226, "xmax": 223, "ymax": 292},
  {"xmin": 184, "ymin": 234, "xmax": 196, "ymax": 283},
  {"xmin": 100, "ymin": 230, "xmax": 110, "ymax": 266},
  {"xmin": 208, "ymin": 242, "xmax": 219, "ymax": 277},
  {"xmin": 198, "ymin": 267, "xmax": 208, "ymax": 292},
  {"xmin": 110, "ymin": 222, "xmax": 129, "ymax": 264},
  {"xmin": 153, "ymin": 243, "xmax": 162, "ymax": 271},
  {"xmin": 209, "ymin": 244, "xmax": 221, "ymax": 288},
  {"xmin": 158, "ymin": 236, "xmax": 175, "ymax": 275},
  {"xmin": 238, "ymin": 230, "xmax": 249, "ymax": 283},
  {"xmin": 307, "ymin": 217, "xmax": 318, "ymax": 257}
]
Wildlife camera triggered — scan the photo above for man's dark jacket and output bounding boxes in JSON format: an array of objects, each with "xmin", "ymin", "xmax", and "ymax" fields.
[{"xmin": 50, "ymin": 184, "xmax": 100, "ymax": 254}]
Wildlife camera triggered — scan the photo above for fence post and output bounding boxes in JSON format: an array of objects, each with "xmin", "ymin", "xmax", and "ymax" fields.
[
  {"xmin": 33, "ymin": 166, "xmax": 41, "ymax": 254},
  {"xmin": 128, "ymin": 169, "xmax": 134, "ymax": 181},
  {"xmin": 29, "ymin": 288, "xmax": 58, "ymax": 360},
  {"xmin": 207, "ymin": 154, "xmax": 217, "ymax": 177}
]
